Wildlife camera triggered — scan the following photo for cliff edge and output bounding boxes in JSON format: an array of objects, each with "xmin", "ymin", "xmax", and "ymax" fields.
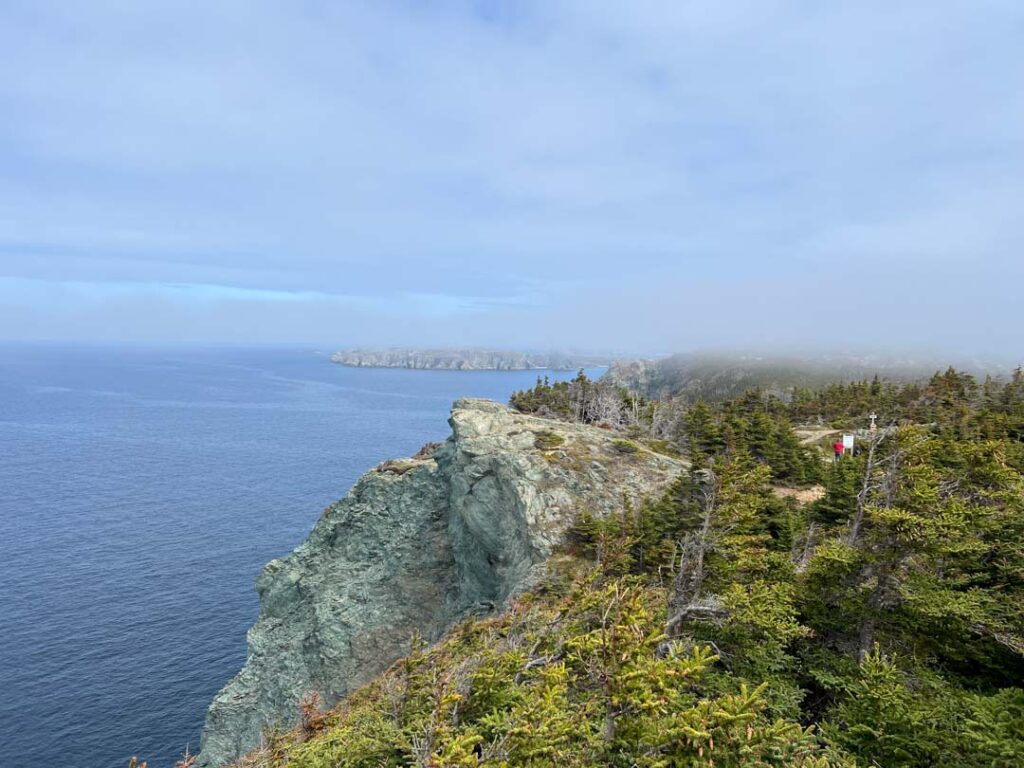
[{"xmin": 198, "ymin": 399, "xmax": 683, "ymax": 766}]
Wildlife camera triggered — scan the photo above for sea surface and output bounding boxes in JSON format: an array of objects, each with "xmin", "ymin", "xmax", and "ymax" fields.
[{"xmin": 0, "ymin": 344, "xmax": 592, "ymax": 768}]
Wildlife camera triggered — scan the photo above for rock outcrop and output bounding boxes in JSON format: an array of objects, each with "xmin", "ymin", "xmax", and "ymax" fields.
[{"xmin": 198, "ymin": 399, "xmax": 683, "ymax": 766}]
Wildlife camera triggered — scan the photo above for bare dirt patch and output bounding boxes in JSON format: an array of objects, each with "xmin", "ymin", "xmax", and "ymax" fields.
[
  {"xmin": 794, "ymin": 428, "xmax": 840, "ymax": 445},
  {"xmin": 772, "ymin": 485, "xmax": 826, "ymax": 504}
]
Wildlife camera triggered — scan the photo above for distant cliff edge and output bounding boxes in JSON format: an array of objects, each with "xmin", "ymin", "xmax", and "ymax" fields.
[{"xmin": 330, "ymin": 347, "xmax": 613, "ymax": 371}]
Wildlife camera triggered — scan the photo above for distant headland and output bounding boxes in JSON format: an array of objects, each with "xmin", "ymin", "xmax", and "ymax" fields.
[{"xmin": 330, "ymin": 347, "xmax": 614, "ymax": 371}]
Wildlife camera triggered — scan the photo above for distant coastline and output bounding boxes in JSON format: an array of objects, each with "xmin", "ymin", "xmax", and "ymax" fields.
[{"xmin": 330, "ymin": 347, "xmax": 613, "ymax": 371}]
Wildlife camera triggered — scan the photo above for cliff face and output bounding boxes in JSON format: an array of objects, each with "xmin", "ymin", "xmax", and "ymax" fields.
[{"xmin": 198, "ymin": 399, "xmax": 683, "ymax": 767}]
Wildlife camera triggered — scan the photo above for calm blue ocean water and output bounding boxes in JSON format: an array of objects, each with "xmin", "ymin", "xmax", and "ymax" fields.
[{"xmin": 0, "ymin": 345, "xmax": 591, "ymax": 768}]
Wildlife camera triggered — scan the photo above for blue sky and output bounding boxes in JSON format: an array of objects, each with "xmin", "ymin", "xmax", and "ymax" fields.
[{"xmin": 1, "ymin": 1, "xmax": 1022, "ymax": 355}]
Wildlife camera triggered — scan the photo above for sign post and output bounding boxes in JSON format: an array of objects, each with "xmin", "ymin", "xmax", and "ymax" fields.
[{"xmin": 842, "ymin": 434, "xmax": 855, "ymax": 455}]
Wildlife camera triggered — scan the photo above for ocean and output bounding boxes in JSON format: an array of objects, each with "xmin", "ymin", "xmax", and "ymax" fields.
[{"xmin": 0, "ymin": 345, "xmax": 591, "ymax": 768}]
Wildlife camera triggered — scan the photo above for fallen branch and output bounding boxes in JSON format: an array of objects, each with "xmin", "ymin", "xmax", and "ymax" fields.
[{"xmin": 665, "ymin": 598, "xmax": 728, "ymax": 633}]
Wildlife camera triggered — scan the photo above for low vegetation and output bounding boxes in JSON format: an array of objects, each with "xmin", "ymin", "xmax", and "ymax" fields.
[
  {"xmin": 609, "ymin": 439, "xmax": 640, "ymax": 454},
  {"xmin": 533, "ymin": 430, "xmax": 565, "ymax": 451}
]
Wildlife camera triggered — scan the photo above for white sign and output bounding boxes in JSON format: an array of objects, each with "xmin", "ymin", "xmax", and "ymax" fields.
[{"xmin": 842, "ymin": 434, "xmax": 855, "ymax": 452}]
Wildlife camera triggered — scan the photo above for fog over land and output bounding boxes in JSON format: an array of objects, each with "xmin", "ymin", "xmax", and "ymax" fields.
[{"xmin": 1, "ymin": 2, "xmax": 1021, "ymax": 358}]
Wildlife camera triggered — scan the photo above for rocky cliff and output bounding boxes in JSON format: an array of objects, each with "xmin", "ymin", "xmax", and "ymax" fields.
[
  {"xmin": 330, "ymin": 347, "xmax": 612, "ymax": 370},
  {"xmin": 198, "ymin": 399, "xmax": 683, "ymax": 766}
]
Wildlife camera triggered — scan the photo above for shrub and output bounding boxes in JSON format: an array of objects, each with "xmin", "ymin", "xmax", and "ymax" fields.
[{"xmin": 534, "ymin": 430, "xmax": 566, "ymax": 450}]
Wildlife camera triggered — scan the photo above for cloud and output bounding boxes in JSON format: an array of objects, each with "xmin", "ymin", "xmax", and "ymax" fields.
[
  {"xmin": 0, "ymin": 275, "xmax": 535, "ymax": 317},
  {"xmin": 0, "ymin": 1, "xmax": 1021, "ymax": 354}
]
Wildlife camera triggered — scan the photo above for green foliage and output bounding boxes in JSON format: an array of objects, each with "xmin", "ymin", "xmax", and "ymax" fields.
[
  {"xmin": 789, "ymin": 366, "xmax": 1024, "ymax": 444},
  {"xmin": 640, "ymin": 437, "xmax": 681, "ymax": 457},
  {"xmin": 258, "ymin": 574, "xmax": 846, "ymax": 768},
  {"xmin": 823, "ymin": 647, "xmax": 925, "ymax": 766},
  {"xmin": 824, "ymin": 651, "xmax": 1024, "ymax": 768},
  {"xmin": 510, "ymin": 375, "xmax": 574, "ymax": 420},
  {"xmin": 678, "ymin": 393, "xmax": 822, "ymax": 485},
  {"xmin": 532, "ymin": 430, "xmax": 564, "ymax": 450},
  {"xmin": 810, "ymin": 457, "xmax": 861, "ymax": 526},
  {"xmin": 510, "ymin": 371, "xmax": 649, "ymax": 429},
  {"xmin": 568, "ymin": 378, "xmax": 1024, "ymax": 767}
]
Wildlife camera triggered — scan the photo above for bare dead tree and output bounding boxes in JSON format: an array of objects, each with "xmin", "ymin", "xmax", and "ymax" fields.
[
  {"xmin": 650, "ymin": 398, "xmax": 684, "ymax": 441},
  {"xmin": 794, "ymin": 522, "xmax": 817, "ymax": 574},
  {"xmin": 592, "ymin": 386, "xmax": 624, "ymax": 428},
  {"xmin": 847, "ymin": 430, "xmax": 887, "ymax": 546},
  {"xmin": 666, "ymin": 467, "xmax": 728, "ymax": 633},
  {"xmin": 628, "ymin": 391, "xmax": 641, "ymax": 428}
]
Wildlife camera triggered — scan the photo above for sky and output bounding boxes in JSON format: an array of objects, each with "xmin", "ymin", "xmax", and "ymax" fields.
[{"xmin": 1, "ymin": 0, "xmax": 1022, "ymax": 356}]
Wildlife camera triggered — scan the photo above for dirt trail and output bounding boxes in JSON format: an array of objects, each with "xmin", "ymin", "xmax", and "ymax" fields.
[
  {"xmin": 795, "ymin": 428, "xmax": 839, "ymax": 445},
  {"xmin": 772, "ymin": 485, "xmax": 826, "ymax": 503}
]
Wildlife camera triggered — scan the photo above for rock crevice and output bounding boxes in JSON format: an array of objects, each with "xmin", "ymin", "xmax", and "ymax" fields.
[{"xmin": 198, "ymin": 399, "xmax": 683, "ymax": 766}]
